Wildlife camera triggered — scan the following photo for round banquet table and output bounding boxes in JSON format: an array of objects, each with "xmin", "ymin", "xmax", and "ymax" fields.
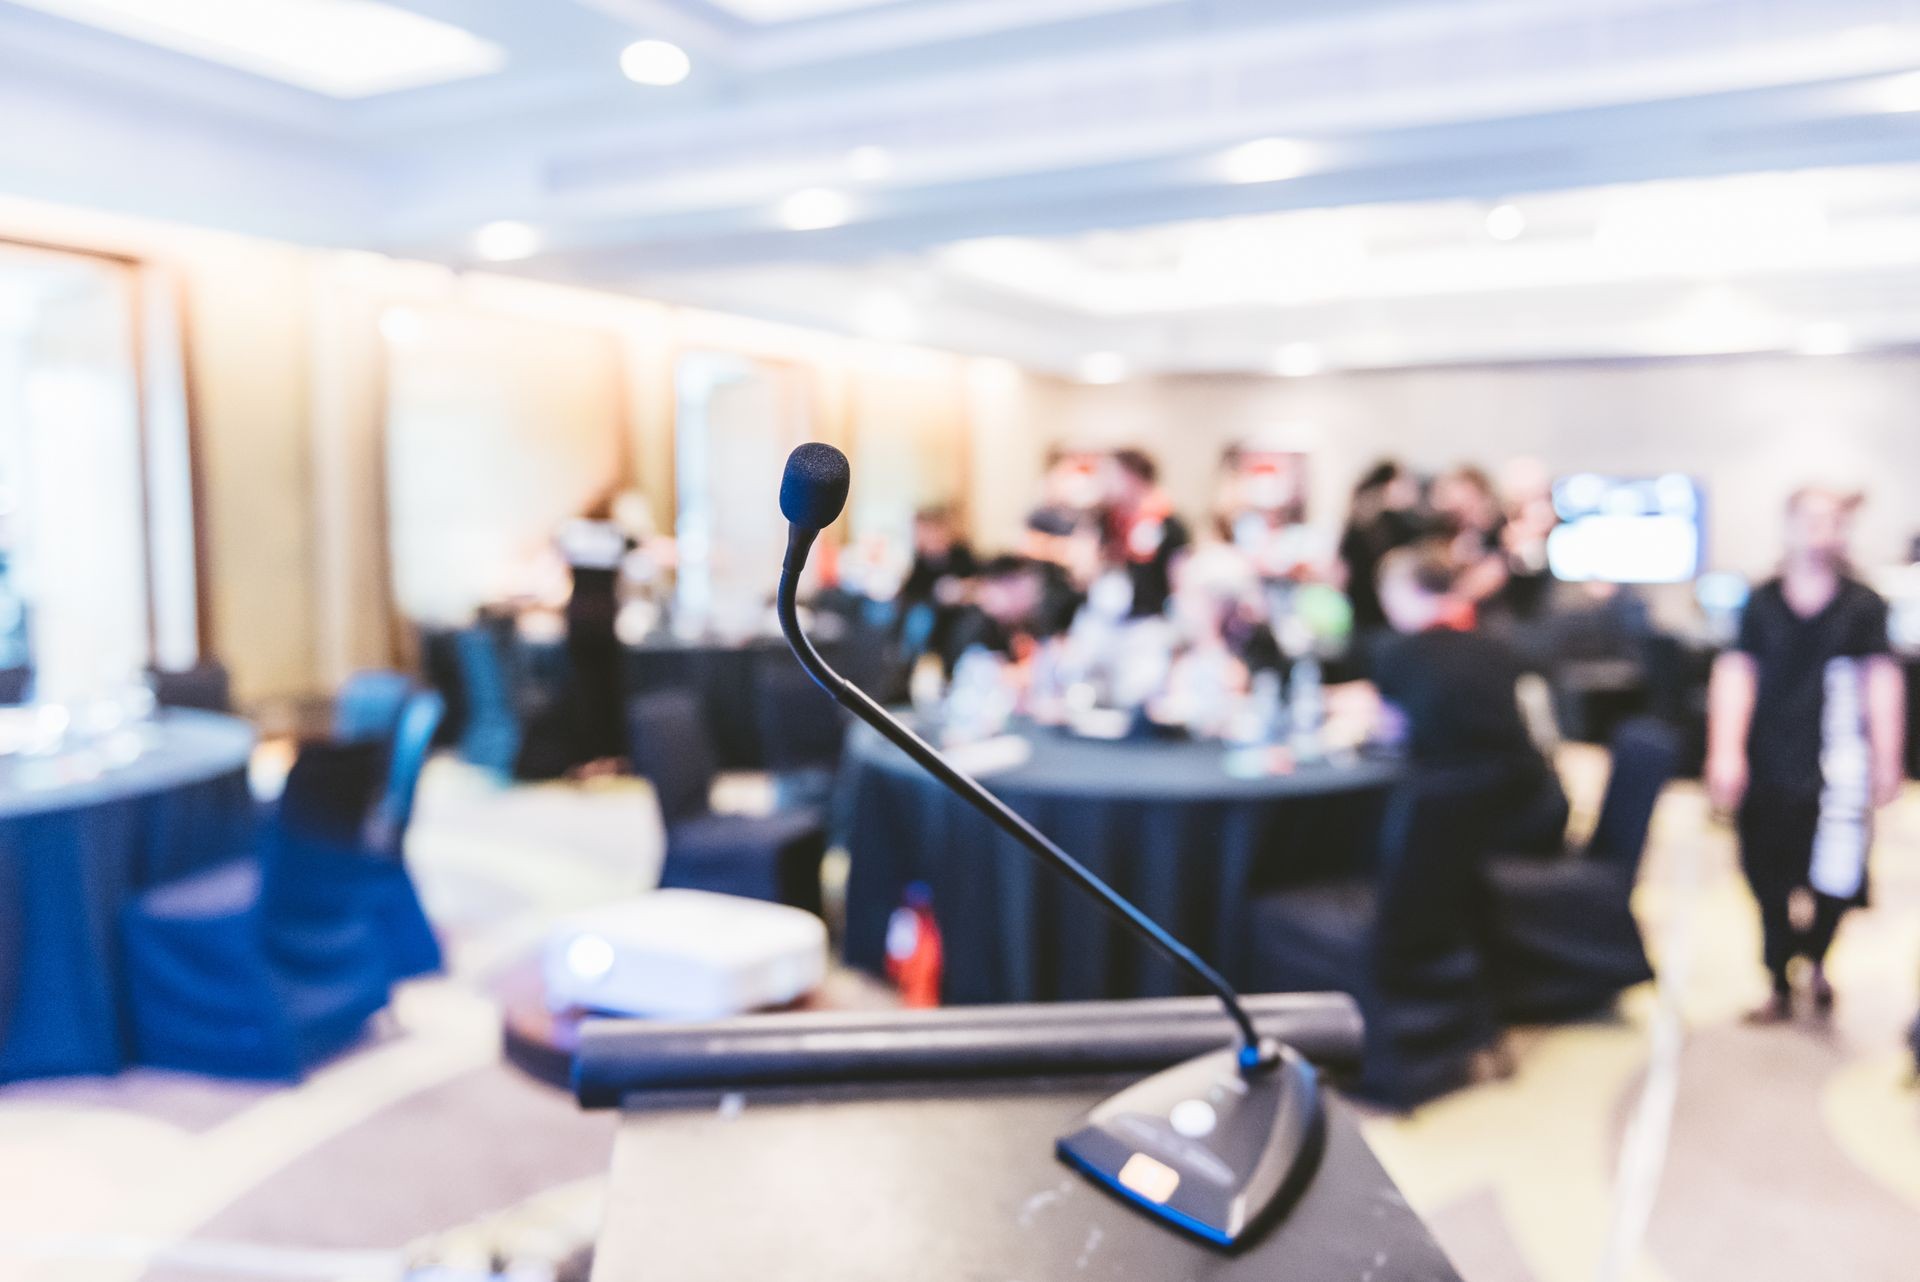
[
  {"xmin": 837, "ymin": 720, "xmax": 1402, "ymax": 1006},
  {"xmin": 0, "ymin": 710, "xmax": 257, "ymax": 1081}
]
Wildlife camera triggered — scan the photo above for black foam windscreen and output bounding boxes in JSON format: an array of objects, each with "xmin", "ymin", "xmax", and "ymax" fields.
[{"xmin": 779, "ymin": 442, "xmax": 851, "ymax": 529}]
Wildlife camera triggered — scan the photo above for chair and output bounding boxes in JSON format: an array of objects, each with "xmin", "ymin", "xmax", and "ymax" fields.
[
  {"xmin": 324, "ymin": 689, "xmax": 448, "ymax": 982},
  {"xmin": 752, "ymin": 660, "xmax": 846, "ymax": 808},
  {"xmin": 418, "ymin": 628, "xmax": 468, "ymax": 747},
  {"xmin": 452, "ymin": 625, "xmax": 524, "ymax": 776},
  {"xmin": 1245, "ymin": 764, "xmax": 1516, "ymax": 1109},
  {"xmin": 628, "ymin": 690, "xmax": 826, "ymax": 914},
  {"xmin": 0, "ymin": 666, "xmax": 29, "ymax": 705},
  {"xmin": 121, "ymin": 741, "xmax": 393, "ymax": 1079},
  {"xmin": 1478, "ymin": 717, "xmax": 1679, "ymax": 1022},
  {"xmin": 334, "ymin": 669, "xmax": 415, "ymax": 742},
  {"xmin": 150, "ymin": 660, "xmax": 233, "ymax": 713},
  {"xmin": 1640, "ymin": 633, "xmax": 1710, "ymax": 778}
]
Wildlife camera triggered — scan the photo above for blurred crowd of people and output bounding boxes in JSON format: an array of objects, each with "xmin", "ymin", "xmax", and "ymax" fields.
[{"xmin": 851, "ymin": 444, "xmax": 1571, "ymax": 706}]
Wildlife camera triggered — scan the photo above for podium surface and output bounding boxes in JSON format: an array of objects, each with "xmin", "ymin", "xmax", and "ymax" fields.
[{"xmin": 592, "ymin": 1074, "xmax": 1460, "ymax": 1281}]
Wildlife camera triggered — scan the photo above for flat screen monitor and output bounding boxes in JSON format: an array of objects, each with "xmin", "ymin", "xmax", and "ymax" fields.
[{"xmin": 1546, "ymin": 473, "xmax": 1704, "ymax": 584}]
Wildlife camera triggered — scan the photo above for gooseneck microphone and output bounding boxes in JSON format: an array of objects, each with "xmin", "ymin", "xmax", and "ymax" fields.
[
  {"xmin": 775, "ymin": 443, "xmax": 1324, "ymax": 1248},
  {"xmin": 778, "ymin": 444, "xmax": 1264, "ymax": 1063}
]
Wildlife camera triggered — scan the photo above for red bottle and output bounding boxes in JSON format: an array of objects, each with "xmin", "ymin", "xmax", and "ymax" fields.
[{"xmin": 885, "ymin": 881, "xmax": 943, "ymax": 1008}]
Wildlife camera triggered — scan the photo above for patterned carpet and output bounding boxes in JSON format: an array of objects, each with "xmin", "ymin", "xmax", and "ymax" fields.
[{"xmin": 0, "ymin": 752, "xmax": 1916, "ymax": 1282}]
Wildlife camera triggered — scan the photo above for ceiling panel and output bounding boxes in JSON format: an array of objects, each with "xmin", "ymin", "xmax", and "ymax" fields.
[{"xmin": 698, "ymin": 0, "xmax": 907, "ymax": 22}]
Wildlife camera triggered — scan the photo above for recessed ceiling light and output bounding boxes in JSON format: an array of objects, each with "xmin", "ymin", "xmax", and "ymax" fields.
[
  {"xmin": 779, "ymin": 188, "xmax": 853, "ymax": 231},
  {"xmin": 1077, "ymin": 352, "xmax": 1129, "ymax": 384},
  {"xmin": 1873, "ymin": 70, "xmax": 1920, "ymax": 113},
  {"xmin": 1484, "ymin": 204, "xmax": 1526, "ymax": 241},
  {"xmin": 1219, "ymin": 138, "xmax": 1313, "ymax": 185},
  {"xmin": 1795, "ymin": 322, "xmax": 1854, "ymax": 356},
  {"xmin": 854, "ymin": 292, "xmax": 917, "ymax": 342},
  {"xmin": 473, "ymin": 220, "xmax": 542, "ymax": 262},
  {"xmin": 620, "ymin": 39, "xmax": 691, "ymax": 87},
  {"xmin": 1272, "ymin": 343, "xmax": 1325, "ymax": 378},
  {"xmin": 7, "ymin": 0, "xmax": 505, "ymax": 98},
  {"xmin": 846, "ymin": 146, "xmax": 892, "ymax": 182}
]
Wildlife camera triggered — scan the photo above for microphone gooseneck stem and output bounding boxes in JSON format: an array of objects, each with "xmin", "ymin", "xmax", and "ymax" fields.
[{"xmin": 777, "ymin": 553, "xmax": 1273, "ymax": 1074}]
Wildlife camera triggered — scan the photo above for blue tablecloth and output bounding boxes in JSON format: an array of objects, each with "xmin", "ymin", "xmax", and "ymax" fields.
[
  {"xmin": 839, "ymin": 721, "xmax": 1401, "ymax": 1005},
  {"xmin": 0, "ymin": 710, "xmax": 256, "ymax": 1081}
]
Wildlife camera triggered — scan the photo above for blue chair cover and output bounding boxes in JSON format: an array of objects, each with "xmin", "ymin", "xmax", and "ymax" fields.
[
  {"xmin": 334, "ymin": 670, "xmax": 415, "ymax": 743},
  {"xmin": 345, "ymin": 688, "xmax": 447, "ymax": 981},
  {"xmin": 120, "ymin": 741, "xmax": 393, "ymax": 1079},
  {"xmin": 453, "ymin": 627, "xmax": 523, "ymax": 776}
]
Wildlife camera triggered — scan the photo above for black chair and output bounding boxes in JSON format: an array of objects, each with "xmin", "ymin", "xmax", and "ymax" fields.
[
  {"xmin": 419, "ymin": 627, "xmax": 468, "ymax": 747},
  {"xmin": 335, "ymin": 669, "xmax": 415, "ymax": 742},
  {"xmin": 121, "ymin": 740, "xmax": 393, "ymax": 1079},
  {"xmin": 1640, "ymin": 633, "xmax": 1710, "ymax": 778},
  {"xmin": 1479, "ymin": 717, "xmax": 1679, "ymax": 1022},
  {"xmin": 150, "ymin": 660, "xmax": 233, "ymax": 713},
  {"xmin": 628, "ymin": 690, "xmax": 826, "ymax": 914},
  {"xmin": 753, "ymin": 660, "xmax": 847, "ymax": 809},
  {"xmin": 0, "ymin": 666, "xmax": 29, "ymax": 705},
  {"xmin": 323, "ymin": 689, "xmax": 448, "ymax": 982},
  {"xmin": 1245, "ymin": 764, "xmax": 1515, "ymax": 1109}
]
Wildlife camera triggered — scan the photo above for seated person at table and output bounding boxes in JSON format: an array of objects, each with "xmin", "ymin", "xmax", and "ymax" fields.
[
  {"xmin": 944, "ymin": 555, "xmax": 1074, "ymax": 667},
  {"xmin": 1366, "ymin": 542, "xmax": 1570, "ymax": 856},
  {"xmin": 901, "ymin": 505, "xmax": 978, "ymax": 607},
  {"xmin": 899, "ymin": 505, "xmax": 978, "ymax": 663},
  {"xmin": 1104, "ymin": 448, "xmax": 1191, "ymax": 619}
]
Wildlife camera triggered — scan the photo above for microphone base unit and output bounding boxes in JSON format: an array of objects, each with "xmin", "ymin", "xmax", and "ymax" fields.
[
  {"xmin": 1057, "ymin": 1041, "xmax": 1324, "ymax": 1249},
  {"xmin": 578, "ymin": 995, "xmax": 1342, "ymax": 1248}
]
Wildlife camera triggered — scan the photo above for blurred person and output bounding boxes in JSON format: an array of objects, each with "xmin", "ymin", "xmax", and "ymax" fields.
[
  {"xmin": 944, "ymin": 554, "xmax": 1070, "ymax": 667},
  {"xmin": 1173, "ymin": 532, "xmax": 1283, "ymax": 677},
  {"xmin": 1497, "ymin": 456, "xmax": 1558, "ymax": 620},
  {"xmin": 1105, "ymin": 448, "xmax": 1191, "ymax": 619},
  {"xmin": 900, "ymin": 505, "xmax": 978, "ymax": 607},
  {"xmin": 1430, "ymin": 464, "xmax": 1511, "ymax": 615},
  {"xmin": 1216, "ymin": 446, "xmax": 1324, "ymax": 583},
  {"xmin": 556, "ymin": 488, "xmax": 637, "ymax": 765},
  {"xmin": 898, "ymin": 505, "xmax": 978, "ymax": 666},
  {"xmin": 1707, "ymin": 486, "xmax": 1906, "ymax": 1022},
  {"xmin": 1026, "ymin": 447, "xmax": 1106, "ymax": 538},
  {"xmin": 1024, "ymin": 447, "xmax": 1107, "ymax": 592},
  {"xmin": 1337, "ymin": 460, "xmax": 1426, "ymax": 637},
  {"xmin": 1362, "ymin": 541, "xmax": 1570, "ymax": 855}
]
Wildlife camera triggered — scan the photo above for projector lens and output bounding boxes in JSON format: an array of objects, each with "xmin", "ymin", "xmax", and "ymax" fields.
[{"xmin": 566, "ymin": 934, "xmax": 616, "ymax": 981}]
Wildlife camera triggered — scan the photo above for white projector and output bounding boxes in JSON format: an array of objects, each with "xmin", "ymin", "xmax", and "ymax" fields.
[{"xmin": 542, "ymin": 890, "xmax": 829, "ymax": 1020}]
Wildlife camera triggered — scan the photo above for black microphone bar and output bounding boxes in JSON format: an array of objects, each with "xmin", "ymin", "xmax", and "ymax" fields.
[
  {"xmin": 576, "ymin": 994, "xmax": 1362, "ymax": 1107},
  {"xmin": 774, "ymin": 443, "xmax": 1275, "ymax": 1075}
]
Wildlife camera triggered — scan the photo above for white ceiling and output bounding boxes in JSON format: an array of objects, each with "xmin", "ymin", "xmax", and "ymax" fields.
[
  {"xmin": 704, "ymin": 0, "xmax": 906, "ymax": 21},
  {"xmin": 6, "ymin": 0, "xmax": 1920, "ymax": 373}
]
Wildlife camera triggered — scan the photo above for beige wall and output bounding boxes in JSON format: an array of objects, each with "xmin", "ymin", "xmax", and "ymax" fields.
[
  {"xmin": 385, "ymin": 304, "xmax": 628, "ymax": 626},
  {"xmin": 0, "ymin": 200, "xmax": 328, "ymax": 703},
  {"xmin": 179, "ymin": 244, "xmax": 320, "ymax": 701},
  {"xmin": 0, "ymin": 198, "xmax": 1032, "ymax": 707}
]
